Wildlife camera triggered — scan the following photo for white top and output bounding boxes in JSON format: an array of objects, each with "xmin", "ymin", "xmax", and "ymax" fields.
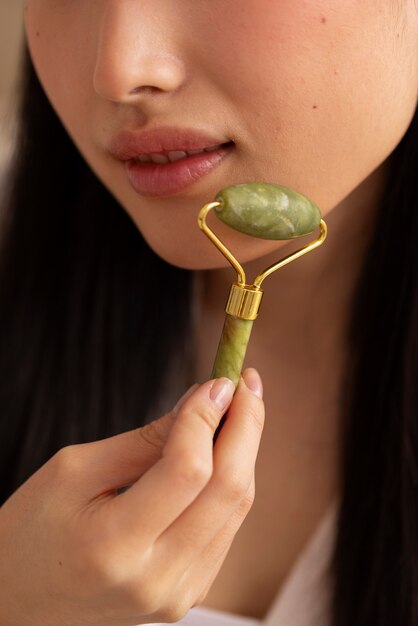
[{"xmin": 143, "ymin": 503, "xmax": 337, "ymax": 626}]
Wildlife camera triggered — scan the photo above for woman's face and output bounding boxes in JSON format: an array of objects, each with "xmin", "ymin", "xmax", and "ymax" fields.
[{"xmin": 24, "ymin": 1, "xmax": 418, "ymax": 269}]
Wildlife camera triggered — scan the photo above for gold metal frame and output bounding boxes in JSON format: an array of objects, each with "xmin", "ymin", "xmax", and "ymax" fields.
[{"xmin": 198, "ymin": 201, "xmax": 328, "ymax": 320}]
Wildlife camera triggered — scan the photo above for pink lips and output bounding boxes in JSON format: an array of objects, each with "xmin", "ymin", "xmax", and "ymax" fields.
[{"xmin": 108, "ymin": 126, "xmax": 234, "ymax": 197}]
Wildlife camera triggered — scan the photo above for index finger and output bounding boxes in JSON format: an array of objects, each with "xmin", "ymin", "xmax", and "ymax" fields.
[{"xmin": 107, "ymin": 377, "xmax": 235, "ymax": 545}]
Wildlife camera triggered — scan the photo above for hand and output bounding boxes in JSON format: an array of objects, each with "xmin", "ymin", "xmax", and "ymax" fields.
[{"xmin": 0, "ymin": 368, "xmax": 264, "ymax": 626}]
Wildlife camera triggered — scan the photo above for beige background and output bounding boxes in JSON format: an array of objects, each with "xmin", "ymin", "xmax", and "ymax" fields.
[{"xmin": 0, "ymin": 1, "xmax": 25, "ymax": 170}]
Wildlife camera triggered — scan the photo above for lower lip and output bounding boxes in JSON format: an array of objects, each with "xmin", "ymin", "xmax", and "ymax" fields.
[{"xmin": 124, "ymin": 144, "xmax": 233, "ymax": 197}]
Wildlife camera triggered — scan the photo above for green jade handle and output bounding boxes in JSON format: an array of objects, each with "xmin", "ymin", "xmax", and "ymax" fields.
[
  {"xmin": 211, "ymin": 315, "xmax": 254, "ymax": 443},
  {"xmin": 211, "ymin": 314, "xmax": 254, "ymax": 386},
  {"xmin": 201, "ymin": 183, "xmax": 324, "ymax": 441}
]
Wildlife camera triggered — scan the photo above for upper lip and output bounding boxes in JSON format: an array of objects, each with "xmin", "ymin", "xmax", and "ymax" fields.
[{"xmin": 108, "ymin": 126, "xmax": 232, "ymax": 161}]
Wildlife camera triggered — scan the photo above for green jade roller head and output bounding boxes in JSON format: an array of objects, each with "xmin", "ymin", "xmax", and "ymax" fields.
[{"xmin": 198, "ymin": 182, "xmax": 327, "ymax": 393}]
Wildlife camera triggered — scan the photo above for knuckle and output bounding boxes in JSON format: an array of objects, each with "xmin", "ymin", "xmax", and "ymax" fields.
[
  {"xmin": 138, "ymin": 416, "xmax": 172, "ymax": 451},
  {"xmin": 194, "ymin": 589, "xmax": 209, "ymax": 607},
  {"xmin": 74, "ymin": 531, "xmax": 145, "ymax": 590},
  {"xmin": 239, "ymin": 487, "xmax": 256, "ymax": 513},
  {"xmin": 220, "ymin": 471, "xmax": 250, "ymax": 504},
  {"xmin": 187, "ymin": 402, "xmax": 221, "ymax": 433},
  {"xmin": 71, "ymin": 546, "xmax": 165, "ymax": 616},
  {"xmin": 157, "ymin": 600, "xmax": 190, "ymax": 624},
  {"xmin": 172, "ymin": 454, "xmax": 212, "ymax": 488},
  {"xmin": 245, "ymin": 403, "xmax": 265, "ymax": 434},
  {"xmin": 49, "ymin": 445, "xmax": 85, "ymax": 480},
  {"xmin": 126, "ymin": 580, "xmax": 165, "ymax": 616},
  {"xmin": 78, "ymin": 544, "xmax": 128, "ymax": 588}
]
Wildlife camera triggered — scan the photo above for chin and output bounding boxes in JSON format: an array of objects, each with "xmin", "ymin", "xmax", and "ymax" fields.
[
  {"xmin": 144, "ymin": 243, "xmax": 232, "ymax": 271},
  {"xmin": 144, "ymin": 232, "xmax": 294, "ymax": 273}
]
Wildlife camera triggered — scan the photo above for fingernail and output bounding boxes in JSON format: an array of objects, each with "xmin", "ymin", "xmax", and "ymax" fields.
[
  {"xmin": 172, "ymin": 383, "xmax": 200, "ymax": 416},
  {"xmin": 210, "ymin": 378, "xmax": 235, "ymax": 411},
  {"xmin": 242, "ymin": 368, "xmax": 263, "ymax": 399}
]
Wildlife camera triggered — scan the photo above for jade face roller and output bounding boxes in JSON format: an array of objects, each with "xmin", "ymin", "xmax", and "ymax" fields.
[{"xmin": 198, "ymin": 182, "xmax": 327, "ymax": 392}]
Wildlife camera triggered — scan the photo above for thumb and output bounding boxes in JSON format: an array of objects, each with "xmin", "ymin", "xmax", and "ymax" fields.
[{"xmin": 59, "ymin": 383, "xmax": 200, "ymax": 499}]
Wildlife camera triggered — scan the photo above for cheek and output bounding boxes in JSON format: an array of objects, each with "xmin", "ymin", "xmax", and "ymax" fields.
[
  {"xmin": 201, "ymin": 2, "xmax": 418, "ymax": 210},
  {"xmin": 24, "ymin": 2, "xmax": 94, "ymax": 153},
  {"xmin": 25, "ymin": 4, "xmax": 66, "ymax": 102}
]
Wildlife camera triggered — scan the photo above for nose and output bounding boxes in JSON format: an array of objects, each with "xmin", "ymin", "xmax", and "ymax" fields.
[{"xmin": 93, "ymin": 2, "xmax": 186, "ymax": 104}]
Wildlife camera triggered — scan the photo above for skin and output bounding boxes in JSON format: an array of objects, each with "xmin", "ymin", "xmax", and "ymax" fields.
[
  {"xmin": 24, "ymin": 1, "xmax": 418, "ymax": 269},
  {"xmin": 4, "ymin": 0, "xmax": 416, "ymax": 621},
  {"xmin": 0, "ymin": 373, "xmax": 264, "ymax": 625}
]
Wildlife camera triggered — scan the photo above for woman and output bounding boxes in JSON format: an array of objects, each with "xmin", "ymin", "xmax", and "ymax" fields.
[{"xmin": 0, "ymin": 2, "xmax": 417, "ymax": 625}]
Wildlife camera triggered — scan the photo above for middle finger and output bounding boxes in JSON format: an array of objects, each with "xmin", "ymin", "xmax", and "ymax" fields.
[{"xmin": 154, "ymin": 374, "xmax": 264, "ymax": 567}]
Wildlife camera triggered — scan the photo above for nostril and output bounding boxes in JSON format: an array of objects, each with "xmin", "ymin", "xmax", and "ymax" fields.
[
  {"xmin": 93, "ymin": 30, "xmax": 187, "ymax": 102},
  {"xmin": 129, "ymin": 85, "xmax": 162, "ymax": 96}
]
